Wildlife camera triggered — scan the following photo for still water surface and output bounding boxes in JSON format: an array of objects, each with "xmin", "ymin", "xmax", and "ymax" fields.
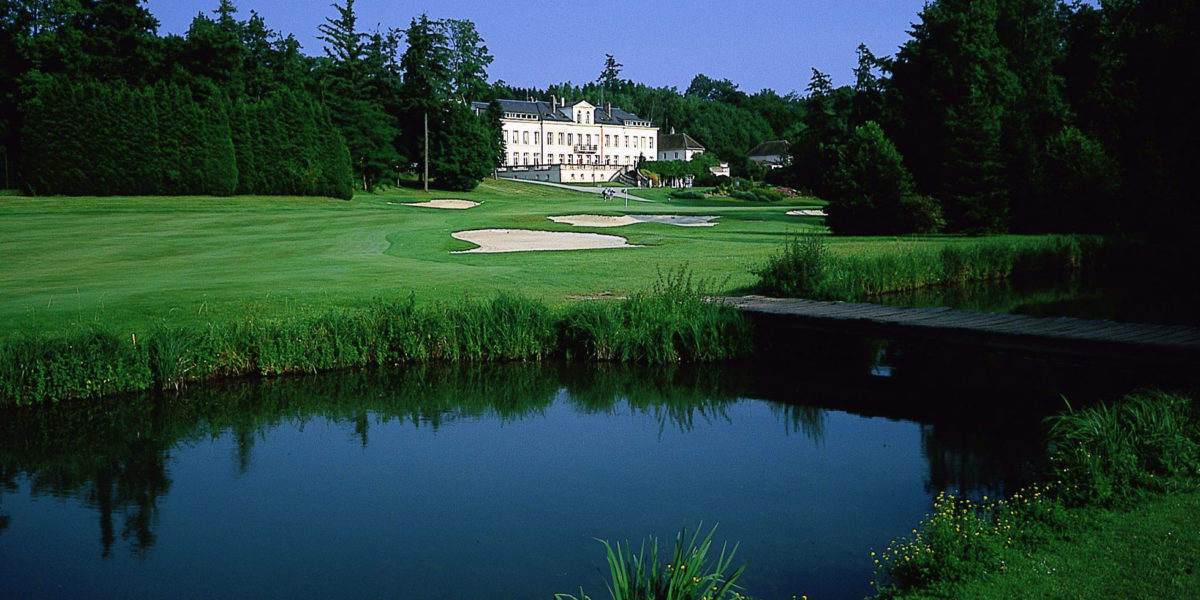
[{"xmin": 0, "ymin": 359, "xmax": 1073, "ymax": 600}]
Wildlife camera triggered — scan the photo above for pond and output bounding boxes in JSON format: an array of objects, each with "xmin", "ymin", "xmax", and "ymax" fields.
[{"xmin": 1, "ymin": 346, "xmax": 1150, "ymax": 600}]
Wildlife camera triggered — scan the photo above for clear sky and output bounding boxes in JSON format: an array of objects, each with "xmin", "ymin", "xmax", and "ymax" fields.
[{"xmin": 144, "ymin": 0, "xmax": 932, "ymax": 95}]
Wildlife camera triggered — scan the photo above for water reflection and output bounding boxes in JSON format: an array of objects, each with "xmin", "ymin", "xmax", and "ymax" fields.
[{"xmin": 0, "ymin": 360, "xmax": 1061, "ymax": 569}]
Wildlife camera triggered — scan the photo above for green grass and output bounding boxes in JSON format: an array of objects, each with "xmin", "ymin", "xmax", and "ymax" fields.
[
  {"xmin": 0, "ymin": 180, "xmax": 824, "ymax": 338},
  {"xmin": 938, "ymin": 489, "xmax": 1200, "ymax": 599},
  {"xmin": 874, "ymin": 391, "xmax": 1200, "ymax": 599},
  {"xmin": 1, "ymin": 180, "xmax": 1099, "ymax": 340}
]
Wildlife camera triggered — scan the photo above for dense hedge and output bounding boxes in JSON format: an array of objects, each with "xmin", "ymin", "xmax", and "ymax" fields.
[{"xmin": 20, "ymin": 77, "xmax": 352, "ymax": 200}]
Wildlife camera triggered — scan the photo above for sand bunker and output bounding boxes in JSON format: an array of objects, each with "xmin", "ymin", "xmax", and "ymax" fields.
[
  {"xmin": 451, "ymin": 229, "xmax": 640, "ymax": 253},
  {"xmin": 786, "ymin": 208, "xmax": 827, "ymax": 217},
  {"xmin": 397, "ymin": 199, "xmax": 480, "ymax": 209},
  {"xmin": 549, "ymin": 214, "xmax": 719, "ymax": 227}
]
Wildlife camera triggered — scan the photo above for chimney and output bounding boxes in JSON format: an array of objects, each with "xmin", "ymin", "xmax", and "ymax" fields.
[
  {"xmin": 528, "ymin": 95, "xmax": 534, "ymax": 102},
  {"xmin": 551, "ymin": 95, "xmax": 557, "ymax": 111},
  {"xmin": 606, "ymin": 101, "xmax": 612, "ymax": 117}
]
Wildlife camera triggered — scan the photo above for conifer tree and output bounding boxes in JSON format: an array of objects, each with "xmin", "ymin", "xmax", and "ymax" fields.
[{"xmin": 317, "ymin": 0, "xmax": 401, "ymax": 192}]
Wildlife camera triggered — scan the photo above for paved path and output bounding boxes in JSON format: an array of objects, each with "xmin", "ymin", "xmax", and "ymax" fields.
[
  {"xmin": 498, "ymin": 177, "xmax": 656, "ymax": 202},
  {"xmin": 728, "ymin": 295, "xmax": 1200, "ymax": 365}
]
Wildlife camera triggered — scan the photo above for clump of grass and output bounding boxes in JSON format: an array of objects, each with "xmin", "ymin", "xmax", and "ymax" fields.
[
  {"xmin": 751, "ymin": 234, "xmax": 830, "ymax": 298},
  {"xmin": 557, "ymin": 524, "xmax": 747, "ymax": 600},
  {"xmin": 1046, "ymin": 390, "xmax": 1200, "ymax": 507},
  {"xmin": 560, "ymin": 266, "xmax": 751, "ymax": 363}
]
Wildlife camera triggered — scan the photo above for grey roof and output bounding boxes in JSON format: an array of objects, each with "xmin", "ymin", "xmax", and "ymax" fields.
[
  {"xmin": 658, "ymin": 132, "xmax": 705, "ymax": 152},
  {"xmin": 748, "ymin": 140, "xmax": 790, "ymax": 158},
  {"xmin": 472, "ymin": 99, "xmax": 651, "ymax": 126}
]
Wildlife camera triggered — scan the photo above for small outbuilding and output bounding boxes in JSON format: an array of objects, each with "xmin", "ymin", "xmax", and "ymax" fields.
[{"xmin": 748, "ymin": 140, "xmax": 791, "ymax": 169}]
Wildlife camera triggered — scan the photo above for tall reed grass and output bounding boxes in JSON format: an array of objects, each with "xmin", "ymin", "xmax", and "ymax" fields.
[
  {"xmin": 1046, "ymin": 390, "xmax": 1200, "ymax": 507},
  {"xmin": 0, "ymin": 272, "xmax": 752, "ymax": 406},
  {"xmin": 755, "ymin": 234, "xmax": 1103, "ymax": 301},
  {"xmin": 556, "ymin": 525, "xmax": 747, "ymax": 600}
]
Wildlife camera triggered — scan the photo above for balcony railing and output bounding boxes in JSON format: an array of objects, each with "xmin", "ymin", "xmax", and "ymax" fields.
[{"xmin": 573, "ymin": 144, "xmax": 598, "ymax": 153}]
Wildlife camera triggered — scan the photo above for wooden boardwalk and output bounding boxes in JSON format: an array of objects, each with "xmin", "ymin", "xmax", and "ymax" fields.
[{"xmin": 727, "ymin": 295, "xmax": 1200, "ymax": 365}]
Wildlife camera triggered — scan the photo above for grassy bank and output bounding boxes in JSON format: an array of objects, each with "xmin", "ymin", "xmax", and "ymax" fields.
[
  {"xmin": 872, "ymin": 390, "xmax": 1200, "ymax": 599},
  {"xmin": 0, "ymin": 270, "xmax": 751, "ymax": 406},
  {"xmin": 754, "ymin": 234, "xmax": 1103, "ymax": 301}
]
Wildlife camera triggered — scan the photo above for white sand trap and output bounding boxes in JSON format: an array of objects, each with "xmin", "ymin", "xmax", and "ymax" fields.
[
  {"xmin": 787, "ymin": 208, "xmax": 827, "ymax": 217},
  {"xmin": 452, "ymin": 229, "xmax": 640, "ymax": 253},
  {"xmin": 397, "ymin": 199, "xmax": 480, "ymax": 209},
  {"xmin": 549, "ymin": 214, "xmax": 719, "ymax": 227}
]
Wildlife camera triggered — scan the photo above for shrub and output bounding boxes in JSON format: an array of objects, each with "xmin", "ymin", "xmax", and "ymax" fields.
[
  {"xmin": 1046, "ymin": 391, "xmax": 1200, "ymax": 507},
  {"xmin": 873, "ymin": 486, "xmax": 1067, "ymax": 597},
  {"xmin": 752, "ymin": 234, "xmax": 830, "ymax": 298}
]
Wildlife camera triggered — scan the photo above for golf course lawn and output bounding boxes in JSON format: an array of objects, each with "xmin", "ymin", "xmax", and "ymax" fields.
[{"xmin": 1, "ymin": 179, "xmax": 828, "ymax": 337}]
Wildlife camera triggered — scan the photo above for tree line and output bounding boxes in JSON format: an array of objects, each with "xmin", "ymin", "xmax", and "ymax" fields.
[
  {"xmin": 0, "ymin": 0, "xmax": 503, "ymax": 196},
  {"xmin": 787, "ymin": 0, "xmax": 1197, "ymax": 236}
]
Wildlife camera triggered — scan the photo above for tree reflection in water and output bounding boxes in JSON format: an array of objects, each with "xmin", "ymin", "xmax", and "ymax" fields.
[{"xmin": 0, "ymin": 359, "xmax": 1060, "ymax": 559}]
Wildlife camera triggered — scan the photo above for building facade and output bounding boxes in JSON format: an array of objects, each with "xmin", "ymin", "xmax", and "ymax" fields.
[
  {"xmin": 657, "ymin": 131, "xmax": 706, "ymax": 162},
  {"xmin": 472, "ymin": 97, "xmax": 658, "ymax": 183}
]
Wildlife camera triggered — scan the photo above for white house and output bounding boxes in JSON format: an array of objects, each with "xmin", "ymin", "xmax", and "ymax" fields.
[
  {"xmin": 472, "ymin": 97, "xmax": 658, "ymax": 183},
  {"xmin": 657, "ymin": 131, "xmax": 706, "ymax": 162},
  {"xmin": 747, "ymin": 140, "xmax": 791, "ymax": 169}
]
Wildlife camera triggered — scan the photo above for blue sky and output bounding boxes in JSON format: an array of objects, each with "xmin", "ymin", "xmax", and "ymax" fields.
[{"xmin": 144, "ymin": 0, "xmax": 932, "ymax": 95}]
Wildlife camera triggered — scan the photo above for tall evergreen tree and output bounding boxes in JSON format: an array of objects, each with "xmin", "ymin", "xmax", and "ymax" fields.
[
  {"xmin": 399, "ymin": 13, "xmax": 450, "ymax": 191},
  {"xmin": 317, "ymin": 0, "xmax": 401, "ymax": 191},
  {"xmin": 889, "ymin": 0, "xmax": 1017, "ymax": 233},
  {"xmin": 596, "ymin": 53, "xmax": 623, "ymax": 88},
  {"xmin": 445, "ymin": 18, "xmax": 492, "ymax": 102}
]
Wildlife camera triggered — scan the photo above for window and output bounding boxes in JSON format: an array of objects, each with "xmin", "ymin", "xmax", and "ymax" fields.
[
  {"xmin": 586, "ymin": 134, "xmax": 591, "ymax": 145},
  {"xmin": 586, "ymin": 112, "xmax": 590, "ymax": 124},
  {"xmin": 624, "ymin": 136, "xmax": 629, "ymax": 147},
  {"xmin": 558, "ymin": 132, "xmax": 564, "ymax": 145},
  {"xmin": 511, "ymin": 152, "xmax": 518, "ymax": 165},
  {"xmin": 512, "ymin": 131, "xmax": 519, "ymax": 144},
  {"xmin": 567, "ymin": 133, "xmax": 573, "ymax": 145},
  {"xmin": 523, "ymin": 131, "xmax": 529, "ymax": 144},
  {"xmin": 533, "ymin": 132, "xmax": 539, "ymax": 144},
  {"xmin": 534, "ymin": 156, "xmax": 540, "ymax": 166},
  {"xmin": 559, "ymin": 154, "xmax": 565, "ymax": 164},
  {"xmin": 523, "ymin": 153, "xmax": 529, "ymax": 165},
  {"xmin": 576, "ymin": 110, "xmax": 581, "ymax": 122},
  {"xmin": 649, "ymin": 138, "xmax": 653, "ymax": 149},
  {"xmin": 674, "ymin": 152, "xmax": 679, "ymax": 159},
  {"xmin": 605, "ymin": 135, "xmax": 611, "ymax": 146}
]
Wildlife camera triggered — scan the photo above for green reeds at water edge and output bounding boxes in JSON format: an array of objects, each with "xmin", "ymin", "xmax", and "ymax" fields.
[
  {"xmin": 754, "ymin": 234, "xmax": 1103, "ymax": 300},
  {"xmin": 556, "ymin": 525, "xmax": 747, "ymax": 600},
  {"xmin": 1046, "ymin": 390, "xmax": 1200, "ymax": 507},
  {"xmin": 0, "ymin": 272, "xmax": 750, "ymax": 406}
]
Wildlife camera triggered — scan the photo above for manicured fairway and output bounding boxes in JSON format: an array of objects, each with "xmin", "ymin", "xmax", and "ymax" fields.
[{"xmin": 0, "ymin": 180, "xmax": 826, "ymax": 336}]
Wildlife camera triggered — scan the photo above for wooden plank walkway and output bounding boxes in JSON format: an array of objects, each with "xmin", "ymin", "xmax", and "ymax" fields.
[{"xmin": 727, "ymin": 295, "xmax": 1200, "ymax": 365}]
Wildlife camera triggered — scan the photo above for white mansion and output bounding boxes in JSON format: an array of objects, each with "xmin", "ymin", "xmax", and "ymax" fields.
[{"xmin": 471, "ymin": 97, "xmax": 659, "ymax": 183}]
